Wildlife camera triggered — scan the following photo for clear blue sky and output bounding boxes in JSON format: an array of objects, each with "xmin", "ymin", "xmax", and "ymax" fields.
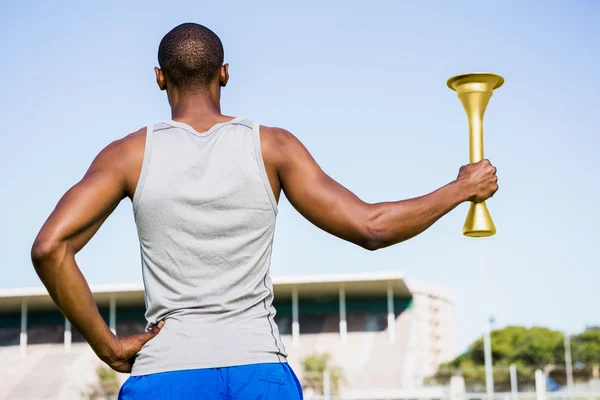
[{"xmin": 1, "ymin": 1, "xmax": 598, "ymax": 353}]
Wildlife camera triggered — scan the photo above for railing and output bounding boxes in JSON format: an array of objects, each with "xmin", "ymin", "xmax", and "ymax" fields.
[{"xmin": 306, "ymin": 368, "xmax": 600, "ymax": 400}]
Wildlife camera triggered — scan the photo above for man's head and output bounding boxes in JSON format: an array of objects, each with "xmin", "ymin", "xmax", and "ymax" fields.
[{"xmin": 155, "ymin": 23, "xmax": 228, "ymax": 94}]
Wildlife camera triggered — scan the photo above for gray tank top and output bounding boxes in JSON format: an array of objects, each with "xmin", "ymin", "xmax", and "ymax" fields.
[{"xmin": 131, "ymin": 117, "xmax": 287, "ymax": 376}]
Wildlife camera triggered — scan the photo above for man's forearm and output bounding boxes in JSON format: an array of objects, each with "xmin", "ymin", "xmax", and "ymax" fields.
[
  {"xmin": 31, "ymin": 243, "xmax": 116, "ymax": 361},
  {"xmin": 365, "ymin": 179, "xmax": 470, "ymax": 249}
]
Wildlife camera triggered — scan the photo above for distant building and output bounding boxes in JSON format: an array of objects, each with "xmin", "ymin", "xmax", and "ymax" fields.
[
  {"xmin": 0, "ymin": 272, "xmax": 454, "ymax": 398},
  {"xmin": 272, "ymin": 273, "xmax": 455, "ymax": 389}
]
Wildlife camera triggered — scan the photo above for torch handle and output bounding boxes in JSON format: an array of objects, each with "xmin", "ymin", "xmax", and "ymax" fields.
[{"xmin": 468, "ymin": 116, "xmax": 484, "ymax": 163}]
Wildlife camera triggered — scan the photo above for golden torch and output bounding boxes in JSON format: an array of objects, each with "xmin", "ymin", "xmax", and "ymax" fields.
[{"xmin": 447, "ymin": 73, "xmax": 504, "ymax": 237}]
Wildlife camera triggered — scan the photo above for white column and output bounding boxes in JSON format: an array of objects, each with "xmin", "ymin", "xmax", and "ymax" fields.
[
  {"xmin": 564, "ymin": 331, "xmax": 575, "ymax": 400},
  {"xmin": 450, "ymin": 375, "xmax": 466, "ymax": 400},
  {"xmin": 323, "ymin": 369, "xmax": 331, "ymax": 400},
  {"xmin": 64, "ymin": 317, "xmax": 72, "ymax": 353},
  {"xmin": 292, "ymin": 287, "xmax": 299, "ymax": 345},
  {"xmin": 535, "ymin": 370, "xmax": 547, "ymax": 400},
  {"xmin": 481, "ymin": 241, "xmax": 494, "ymax": 397},
  {"xmin": 109, "ymin": 294, "xmax": 116, "ymax": 335},
  {"xmin": 20, "ymin": 300, "xmax": 28, "ymax": 357},
  {"xmin": 339, "ymin": 286, "xmax": 347, "ymax": 343},
  {"xmin": 387, "ymin": 283, "xmax": 396, "ymax": 344},
  {"xmin": 484, "ymin": 325, "xmax": 494, "ymax": 397},
  {"xmin": 510, "ymin": 364, "xmax": 518, "ymax": 400}
]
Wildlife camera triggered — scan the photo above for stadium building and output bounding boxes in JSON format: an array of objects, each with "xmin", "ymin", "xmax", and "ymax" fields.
[{"xmin": 0, "ymin": 272, "xmax": 454, "ymax": 399}]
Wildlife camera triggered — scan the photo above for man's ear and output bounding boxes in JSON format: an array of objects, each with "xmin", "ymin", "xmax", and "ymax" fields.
[
  {"xmin": 219, "ymin": 64, "xmax": 229, "ymax": 87},
  {"xmin": 155, "ymin": 67, "xmax": 167, "ymax": 91}
]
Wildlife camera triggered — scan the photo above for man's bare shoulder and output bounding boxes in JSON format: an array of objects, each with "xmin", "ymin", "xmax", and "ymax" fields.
[
  {"xmin": 258, "ymin": 125, "xmax": 295, "ymax": 143},
  {"xmin": 258, "ymin": 125, "xmax": 306, "ymax": 163},
  {"xmin": 88, "ymin": 127, "xmax": 147, "ymax": 176},
  {"xmin": 83, "ymin": 127, "xmax": 148, "ymax": 197},
  {"xmin": 115, "ymin": 127, "xmax": 147, "ymax": 152}
]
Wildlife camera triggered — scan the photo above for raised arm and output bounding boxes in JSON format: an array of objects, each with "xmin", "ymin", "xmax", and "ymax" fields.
[
  {"xmin": 261, "ymin": 127, "xmax": 498, "ymax": 250},
  {"xmin": 30, "ymin": 130, "xmax": 162, "ymax": 372}
]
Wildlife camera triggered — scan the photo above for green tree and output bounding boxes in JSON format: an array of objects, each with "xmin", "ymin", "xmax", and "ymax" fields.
[
  {"xmin": 572, "ymin": 327, "xmax": 600, "ymax": 365},
  {"xmin": 467, "ymin": 326, "xmax": 564, "ymax": 365},
  {"xmin": 82, "ymin": 365, "xmax": 121, "ymax": 400},
  {"xmin": 433, "ymin": 326, "xmax": 600, "ymax": 388},
  {"xmin": 301, "ymin": 352, "xmax": 344, "ymax": 395}
]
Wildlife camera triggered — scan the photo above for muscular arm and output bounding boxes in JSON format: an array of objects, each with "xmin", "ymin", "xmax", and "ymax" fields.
[
  {"xmin": 31, "ymin": 137, "xmax": 133, "ymax": 363},
  {"xmin": 262, "ymin": 127, "xmax": 496, "ymax": 250}
]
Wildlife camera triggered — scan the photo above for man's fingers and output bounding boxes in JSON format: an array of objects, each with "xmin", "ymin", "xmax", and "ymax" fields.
[
  {"xmin": 138, "ymin": 320, "xmax": 165, "ymax": 344},
  {"xmin": 111, "ymin": 359, "xmax": 133, "ymax": 374},
  {"xmin": 151, "ymin": 320, "xmax": 165, "ymax": 334},
  {"xmin": 111, "ymin": 321, "xmax": 165, "ymax": 368}
]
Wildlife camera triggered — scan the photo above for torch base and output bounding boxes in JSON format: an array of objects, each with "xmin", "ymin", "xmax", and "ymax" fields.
[{"xmin": 462, "ymin": 202, "xmax": 496, "ymax": 237}]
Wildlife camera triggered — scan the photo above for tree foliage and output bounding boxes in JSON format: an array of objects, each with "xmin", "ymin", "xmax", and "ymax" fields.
[
  {"xmin": 446, "ymin": 326, "xmax": 600, "ymax": 369},
  {"xmin": 432, "ymin": 326, "xmax": 600, "ymax": 387},
  {"xmin": 82, "ymin": 365, "xmax": 120, "ymax": 400},
  {"xmin": 301, "ymin": 352, "xmax": 344, "ymax": 395},
  {"xmin": 572, "ymin": 327, "xmax": 600, "ymax": 365},
  {"xmin": 469, "ymin": 326, "xmax": 565, "ymax": 366}
]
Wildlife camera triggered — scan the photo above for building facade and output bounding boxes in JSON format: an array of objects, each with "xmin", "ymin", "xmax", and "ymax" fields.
[{"xmin": 0, "ymin": 272, "xmax": 454, "ymax": 398}]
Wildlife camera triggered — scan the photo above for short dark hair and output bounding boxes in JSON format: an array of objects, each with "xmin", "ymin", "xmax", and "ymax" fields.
[{"xmin": 158, "ymin": 23, "xmax": 224, "ymax": 90}]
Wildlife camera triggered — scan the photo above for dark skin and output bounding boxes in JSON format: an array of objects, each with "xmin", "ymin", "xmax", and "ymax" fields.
[{"xmin": 31, "ymin": 64, "xmax": 498, "ymax": 373}]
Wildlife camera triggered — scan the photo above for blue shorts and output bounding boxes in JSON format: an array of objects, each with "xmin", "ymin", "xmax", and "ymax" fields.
[{"xmin": 118, "ymin": 362, "xmax": 303, "ymax": 400}]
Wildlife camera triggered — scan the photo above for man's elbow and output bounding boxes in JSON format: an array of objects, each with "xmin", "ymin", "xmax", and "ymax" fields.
[
  {"xmin": 359, "ymin": 220, "xmax": 388, "ymax": 251},
  {"xmin": 360, "ymin": 238, "xmax": 382, "ymax": 251},
  {"xmin": 30, "ymin": 236, "xmax": 65, "ymax": 268}
]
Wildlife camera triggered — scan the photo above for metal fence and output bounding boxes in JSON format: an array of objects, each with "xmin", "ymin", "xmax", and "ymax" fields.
[{"xmin": 304, "ymin": 365, "xmax": 600, "ymax": 400}]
